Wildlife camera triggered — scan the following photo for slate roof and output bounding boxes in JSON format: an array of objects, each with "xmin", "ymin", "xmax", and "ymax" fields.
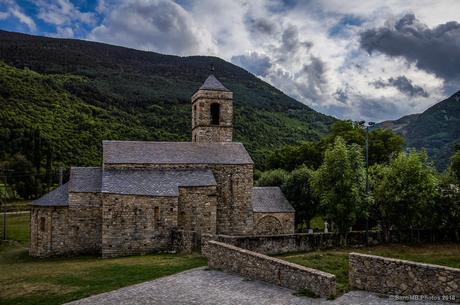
[
  {"xmin": 103, "ymin": 141, "xmax": 253, "ymax": 165},
  {"xmin": 69, "ymin": 167, "xmax": 102, "ymax": 193},
  {"xmin": 251, "ymin": 187, "xmax": 295, "ymax": 213},
  {"xmin": 199, "ymin": 74, "xmax": 229, "ymax": 91},
  {"xmin": 102, "ymin": 169, "xmax": 216, "ymax": 197},
  {"xmin": 30, "ymin": 183, "xmax": 69, "ymax": 206}
]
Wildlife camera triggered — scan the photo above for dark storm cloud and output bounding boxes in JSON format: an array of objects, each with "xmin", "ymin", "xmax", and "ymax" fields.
[
  {"xmin": 358, "ymin": 98, "xmax": 400, "ymax": 121},
  {"xmin": 360, "ymin": 14, "xmax": 460, "ymax": 82},
  {"xmin": 281, "ymin": 25, "xmax": 312, "ymax": 52},
  {"xmin": 294, "ymin": 56, "xmax": 328, "ymax": 101},
  {"xmin": 371, "ymin": 75, "xmax": 429, "ymax": 97},
  {"xmin": 231, "ymin": 52, "xmax": 272, "ymax": 76},
  {"xmin": 245, "ymin": 17, "xmax": 277, "ymax": 35}
]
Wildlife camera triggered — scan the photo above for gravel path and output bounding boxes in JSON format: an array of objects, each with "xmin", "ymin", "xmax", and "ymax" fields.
[{"xmin": 65, "ymin": 267, "xmax": 452, "ymax": 305}]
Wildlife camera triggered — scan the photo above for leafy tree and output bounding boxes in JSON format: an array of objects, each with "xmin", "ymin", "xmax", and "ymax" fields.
[
  {"xmin": 265, "ymin": 141, "xmax": 322, "ymax": 171},
  {"xmin": 282, "ymin": 165, "xmax": 317, "ymax": 229},
  {"xmin": 6, "ymin": 154, "xmax": 43, "ymax": 199},
  {"xmin": 368, "ymin": 128, "xmax": 405, "ymax": 165},
  {"xmin": 430, "ymin": 174, "xmax": 460, "ymax": 230},
  {"xmin": 450, "ymin": 146, "xmax": 460, "ymax": 182},
  {"xmin": 311, "ymin": 137, "xmax": 366, "ymax": 240},
  {"xmin": 370, "ymin": 151, "xmax": 438, "ymax": 240},
  {"xmin": 256, "ymin": 169, "xmax": 288, "ymax": 187}
]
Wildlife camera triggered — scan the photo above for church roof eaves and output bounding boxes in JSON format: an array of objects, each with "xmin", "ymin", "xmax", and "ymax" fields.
[{"xmin": 103, "ymin": 141, "xmax": 253, "ymax": 165}]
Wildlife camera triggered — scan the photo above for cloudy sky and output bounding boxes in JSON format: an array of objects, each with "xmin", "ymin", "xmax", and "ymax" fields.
[{"xmin": 1, "ymin": 0, "xmax": 460, "ymax": 122}]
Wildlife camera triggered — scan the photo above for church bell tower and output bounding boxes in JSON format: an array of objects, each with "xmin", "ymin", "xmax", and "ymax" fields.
[{"xmin": 192, "ymin": 74, "xmax": 233, "ymax": 143}]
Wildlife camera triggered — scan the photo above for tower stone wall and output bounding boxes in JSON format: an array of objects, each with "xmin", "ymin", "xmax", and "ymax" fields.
[{"xmin": 192, "ymin": 89, "xmax": 233, "ymax": 142}]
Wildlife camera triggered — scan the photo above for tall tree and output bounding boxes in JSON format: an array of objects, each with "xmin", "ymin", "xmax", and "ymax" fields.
[
  {"xmin": 311, "ymin": 137, "xmax": 366, "ymax": 241},
  {"xmin": 450, "ymin": 145, "xmax": 460, "ymax": 182},
  {"xmin": 370, "ymin": 151, "xmax": 438, "ymax": 240},
  {"xmin": 256, "ymin": 169, "xmax": 288, "ymax": 187},
  {"xmin": 282, "ymin": 165, "xmax": 317, "ymax": 229}
]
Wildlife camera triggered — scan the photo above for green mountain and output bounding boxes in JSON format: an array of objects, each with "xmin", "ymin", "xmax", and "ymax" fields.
[
  {"xmin": 0, "ymin": 30, "xmax": 335, "ymax": 169},
  {"xmin": 376, "ymin": 91, "xmax": 460, "ymax": 169}
]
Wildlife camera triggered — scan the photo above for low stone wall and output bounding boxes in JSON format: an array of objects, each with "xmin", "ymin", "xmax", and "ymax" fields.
[
  {"xmin": 216, "ymin": 231, "xmax": 380, "ymax": 255},
  {"xmin": 349, "ymin": 253, "xmax": 460, "ymax": 302},
  {"xmin": 202, "ymin": 240, "xmax": 336, "ymax": 298}
]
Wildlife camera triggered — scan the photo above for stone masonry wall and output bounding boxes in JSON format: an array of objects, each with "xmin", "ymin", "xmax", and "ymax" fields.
[
  {"xmin": 216, "ymin": 231, "xmax": 381, "ymax": 255},
  {"xmin": 29, "ymin": 206, "xmax": 69, "ymax": 257},
  {"xmin": 178, "ymin": 186, "xmax": 217, "ymax": 235},
  {"xmin": 192, "ymin": 126, "xmax": 232, "ymax": 143},
  {"xmin": 349, "ymin": 253, "xmax": 460, "ymax": 302},
  {"xmin": 253, "ymin": 212, "xmax": 295, "ymax": 235},
  {"xmin": 101, "ymin": 194, "xmax": 178, "ymax": 258},
  {"xmin": 192, "ymin": 90, "xmax": 233, "ymax": 143},
  {"xmin": 68, "ymin": 192, "xmax": 102, "ymax": 255},
  {"xmin": 203, "ymin": 240, "xmax": 336, "ymax": 298},
  {"xmin": 104, "ymin": 164, "xmax": 254, "ymax": 236}
]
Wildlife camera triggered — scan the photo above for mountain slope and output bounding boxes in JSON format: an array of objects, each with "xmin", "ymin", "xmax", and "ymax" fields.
[
  {"xmin": 377, "ymin": 91, "xmax": 460, "ymax": 169},
  {"xmin": 405, "ymin": 91, "xmax": 460, "ymax": 169},
  {"xmin": 0, "ymin": 30, "xmax": 335, "ymax": 168},
  {"xmin": 374, "ymin": 113, "xmax": 419, "ymax": 136}
]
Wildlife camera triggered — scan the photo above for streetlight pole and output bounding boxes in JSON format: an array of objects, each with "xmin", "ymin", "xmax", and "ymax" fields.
[{"xmin": 365, "ymin": 122, "xmax": 375, "ymax": 246}]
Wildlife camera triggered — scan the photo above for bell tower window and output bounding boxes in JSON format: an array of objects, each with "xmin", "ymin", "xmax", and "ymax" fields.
[{"xmin": 210, "ymin": 103, "xmax": 220, "ymax": 125}]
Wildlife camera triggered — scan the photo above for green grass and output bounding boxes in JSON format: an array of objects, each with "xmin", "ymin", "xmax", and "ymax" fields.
[
  {"xmin": 280, "ymin": 243, "xmax": 460, "ymax": 295},
  {"xmin": 0, "ymin": 211, "xmax": 206, "ymax": 305},
  {"xmin": 0, "ymin": 213, "xmax": 30, "ymax": 245}
]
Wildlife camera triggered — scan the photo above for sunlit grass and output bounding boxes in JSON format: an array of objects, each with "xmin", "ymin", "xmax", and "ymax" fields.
[{"xmin": 0, "ymin": 211, "xmax": 206, "ymax": 305}]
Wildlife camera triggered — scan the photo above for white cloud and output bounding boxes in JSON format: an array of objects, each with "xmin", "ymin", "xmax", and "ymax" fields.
[
  {"xmin": 88, "ymin": 0, "xmax": 217, "ymax": 56},
  {"xmin": 35, "ymin": 0, "xmax": 96, "ymax": 26},
  {"xmin": 96, "ymin": 0, "xmax": 105, "ymax": 13},
  {"xmin": 1, "ymin": 0, "xmax": 36, "ymax": 31},
  {"xmin": 0, "ymin": 11, "xmax": 9, "ymax": 19}
]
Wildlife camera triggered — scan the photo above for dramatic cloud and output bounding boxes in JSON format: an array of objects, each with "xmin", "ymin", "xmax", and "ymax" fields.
[
  {"xmin": 88, "ymin": 0, "xmax": 216, "ymax": 55},
  {"xmin": 371, "ymin": 76, "xmax": 429, "ymax": 98},
  {"xmin": 231, "ymin": 52, "xmax": 272, "ymax": 77},
  {"xmin": 4, "ymin": 0, "xmax": 460, "ymax": 122},
  {"xmin": 360, "ymin": 14, "xmax": 460, "ymax": 83}
]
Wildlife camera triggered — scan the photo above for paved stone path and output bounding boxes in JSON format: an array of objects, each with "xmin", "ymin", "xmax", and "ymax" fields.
[{"xmin": 66, "ymin": 267, "xmax": 452, "ymax": 305}]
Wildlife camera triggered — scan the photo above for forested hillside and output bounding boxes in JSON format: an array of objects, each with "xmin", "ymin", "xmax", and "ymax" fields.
[
  {"xmin": 376, "ymin": 91, "xmax": 460, "ymax": 169},
  {"xmin": 0, "ymin": 30, "xmax": 335, "ymax": 175}
]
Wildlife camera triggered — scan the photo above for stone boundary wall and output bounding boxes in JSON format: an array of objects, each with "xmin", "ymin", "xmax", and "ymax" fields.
[
  {"xmin": 202, "ymin": 240, "xmax": 336, "ymax": 298},
  {"xmin": 349, "ymin": 253, "xmax": 460, "ymax": 302},
  {"xmin": 172, "ymin": 228, "xmax": 460, "ymax": 255},
  {"xmin": 215, "ymin": 231, "xmax": 380, "ymax": 255}
]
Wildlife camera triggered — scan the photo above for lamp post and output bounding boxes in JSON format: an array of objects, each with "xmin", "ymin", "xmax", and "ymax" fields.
[{"xmin": 365, "ymin": 121, "xmax": 375, "ymax": 246}]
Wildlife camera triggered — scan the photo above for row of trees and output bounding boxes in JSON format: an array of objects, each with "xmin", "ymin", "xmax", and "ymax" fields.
[{"xmin": 257, "ymin": 121, "xmax": 460, "ymax": 240}]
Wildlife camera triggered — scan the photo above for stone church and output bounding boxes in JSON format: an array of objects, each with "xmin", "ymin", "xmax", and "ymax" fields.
[{"xmin": 30, "ymin": 74, "xmax": 295, "ymax": 258}]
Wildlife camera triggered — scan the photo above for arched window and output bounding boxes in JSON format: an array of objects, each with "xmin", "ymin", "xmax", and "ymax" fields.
[{"xmin": 210, "ymin": 103, "xmax": 220, "ymax": 125}]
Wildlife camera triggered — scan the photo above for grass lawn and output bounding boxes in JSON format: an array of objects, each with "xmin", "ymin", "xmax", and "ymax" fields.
[
  {"xmin": 0, "ymin": 213, "xmax": 207, "ymax": 305},
  {"xmin": 280, "ymin": 243, "xmax": 460, "ymax": 295}
]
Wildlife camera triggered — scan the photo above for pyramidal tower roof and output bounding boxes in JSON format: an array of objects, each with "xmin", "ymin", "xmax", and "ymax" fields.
[{"xmin": 199, "ymin": 74, "xmax": 230, "ymax": 92}]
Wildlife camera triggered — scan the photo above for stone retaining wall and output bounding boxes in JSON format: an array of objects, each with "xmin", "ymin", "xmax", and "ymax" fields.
[
  {"xmin": 349, "ymin": 253, "xmax": 460, "ymax": 302},
  {"xmin": 202, "ymin": 240, "xmax": 336, "ymax": 298}
]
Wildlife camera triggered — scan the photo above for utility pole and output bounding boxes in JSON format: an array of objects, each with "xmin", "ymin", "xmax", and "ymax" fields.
[{"xmin": 365, "ymin": 121, "xmax": 375, "ymax": 246}]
